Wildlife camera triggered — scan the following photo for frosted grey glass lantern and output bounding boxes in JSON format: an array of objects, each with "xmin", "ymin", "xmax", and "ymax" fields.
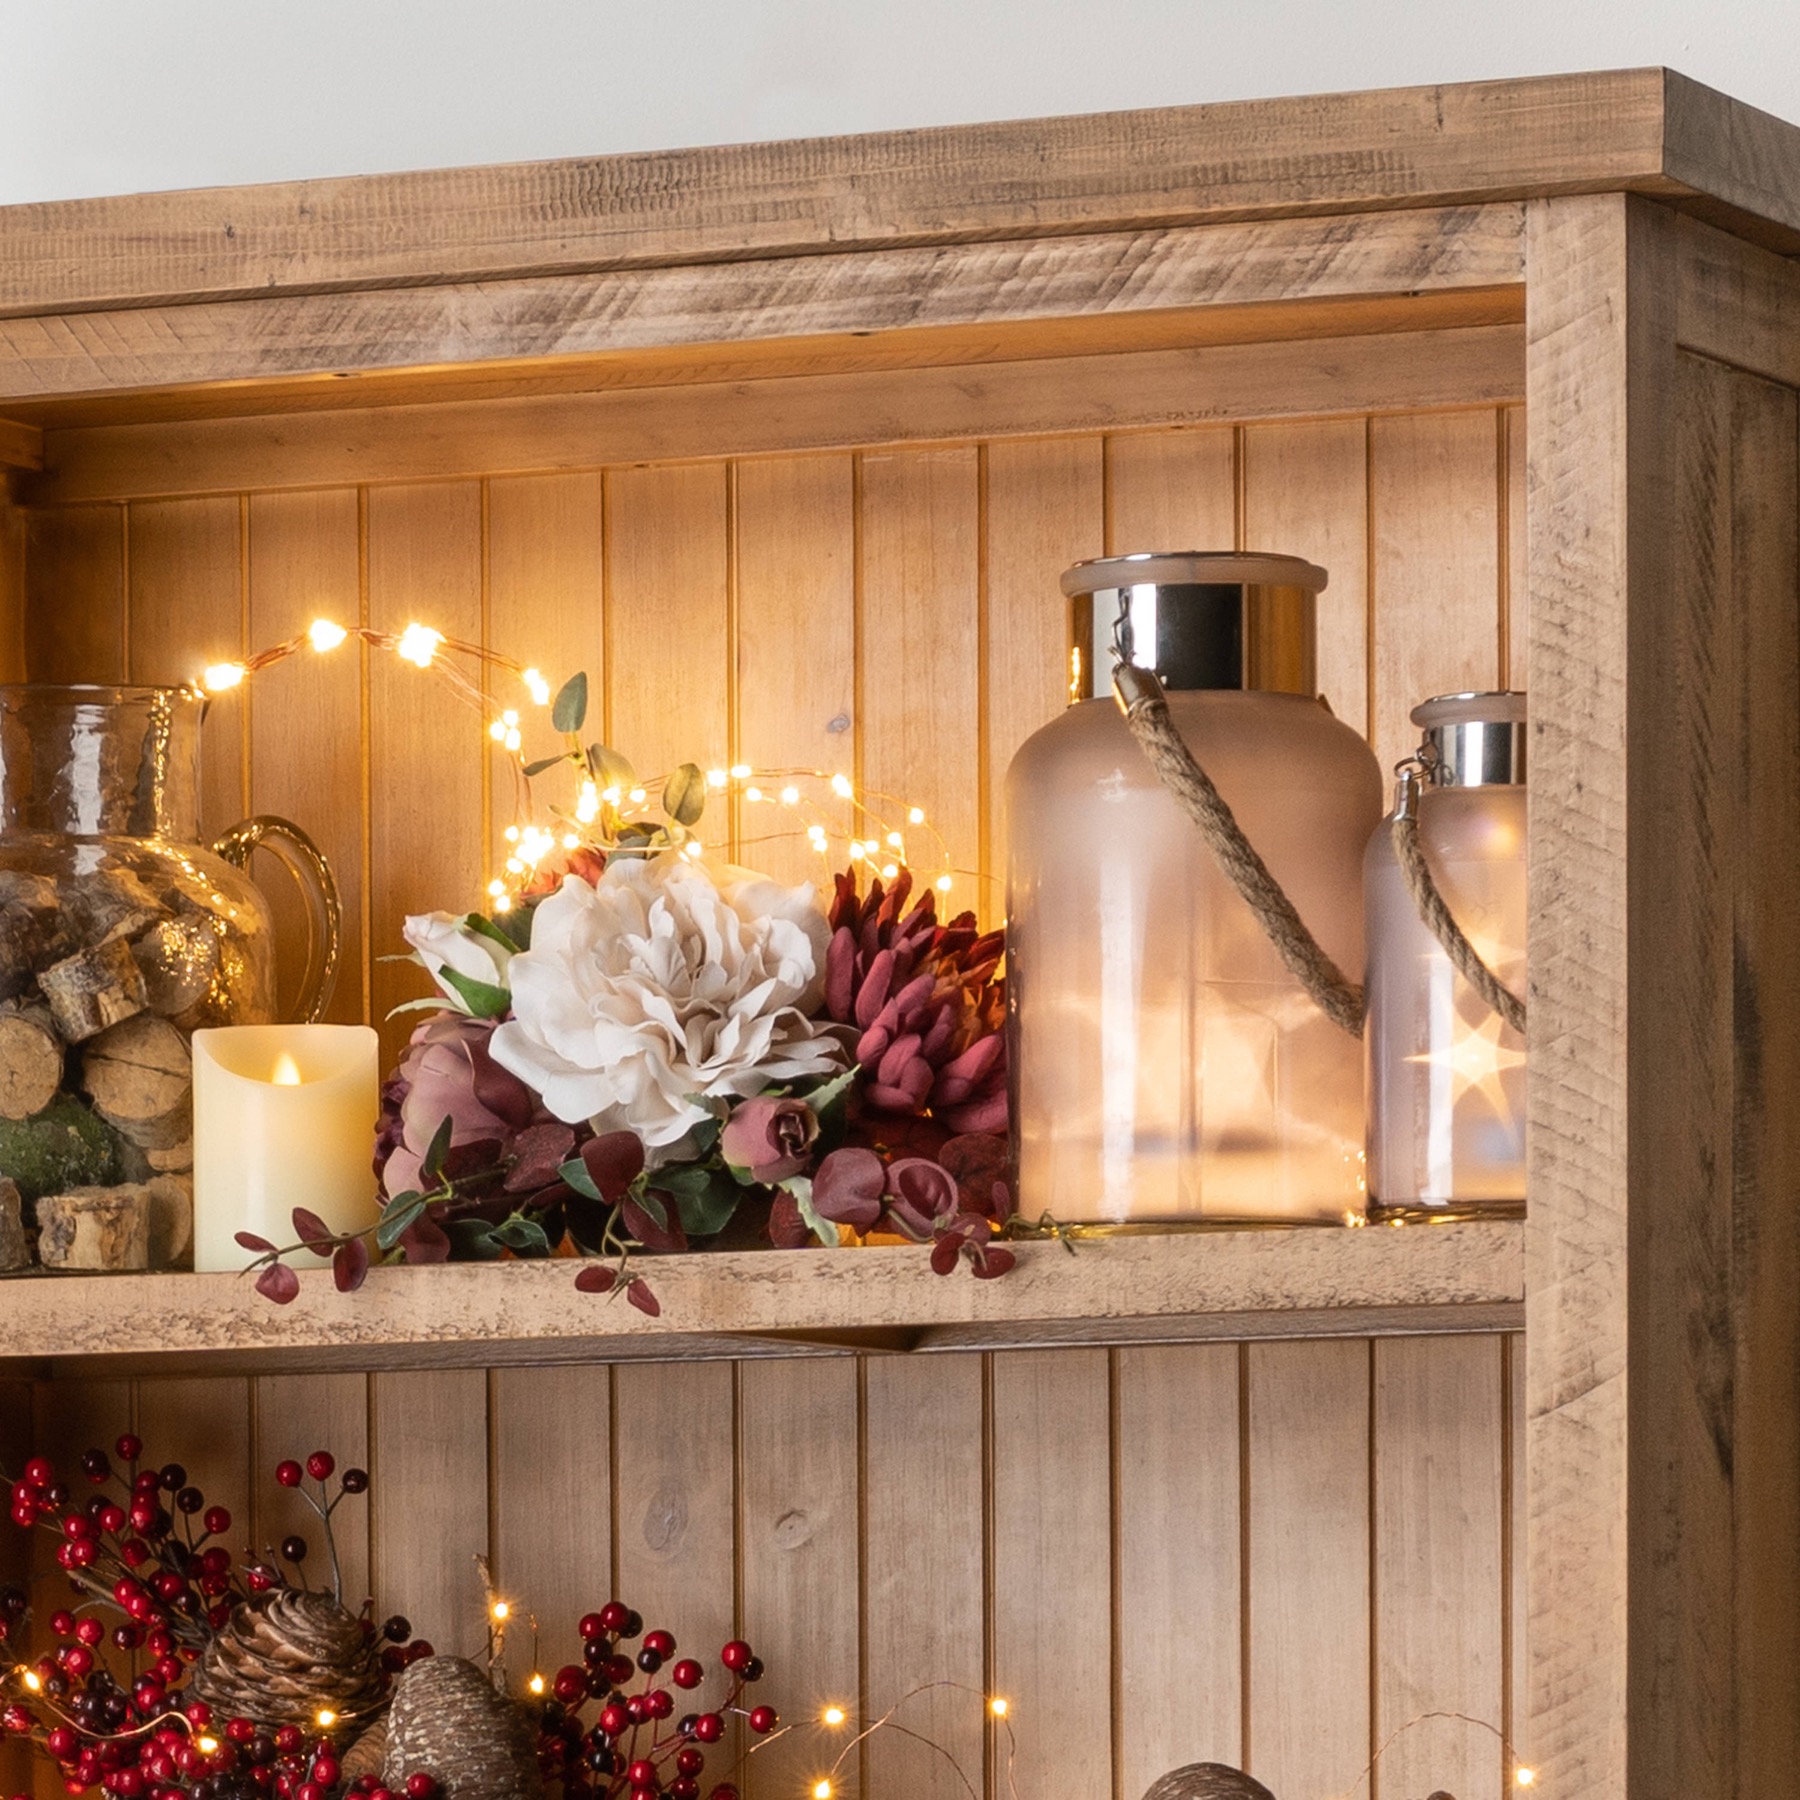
[
  {"xmin": 1004, "ymin": 553, "xmax": 1382, "ymax": 1225},
  {"xmin": 1364, "ymin": 691, "xmax": 1528, "ymax": 1215}
]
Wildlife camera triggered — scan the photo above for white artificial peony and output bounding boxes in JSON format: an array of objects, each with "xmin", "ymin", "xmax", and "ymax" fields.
[
  {"xmin": 489, "ymin": 854, "xmax": 844, "ymax": 1163},
  {"xmin": 403, "ymin": 910, "xmax": 514, "ymax": 1013}
]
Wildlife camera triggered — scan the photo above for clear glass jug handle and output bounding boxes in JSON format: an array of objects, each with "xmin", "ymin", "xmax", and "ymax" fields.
[{"xmin": 211, "ymin": 816, "xmax": 342, "ymax": 1024}]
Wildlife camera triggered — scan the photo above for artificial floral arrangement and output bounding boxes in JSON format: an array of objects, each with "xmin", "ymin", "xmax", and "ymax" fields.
[
  {"xmin": 240, "ymin": 673, "xmax": 1035, "ymax": 1313},
  {"xmin": 3, "ymin": 1434, "xmax": 1019, "ymax": 1800}
]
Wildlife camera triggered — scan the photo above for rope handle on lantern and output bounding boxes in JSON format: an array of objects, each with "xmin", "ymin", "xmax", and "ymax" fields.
[
  {"xmin": 1114, "ymin": 664, "xmax": 1367, "ymax": 1038},
  {"xmin": 1390, "ymin": 760, "xmax": 1527, "ymax": 1034}
]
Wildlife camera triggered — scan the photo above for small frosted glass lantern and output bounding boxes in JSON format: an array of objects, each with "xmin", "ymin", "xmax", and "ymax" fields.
[
  {"xmin": 1364, "ymin": 691, "xmax": 1527, "ymax": 1216},
  {"xmin": 1005, "ymin": 552, "xmax": 1382, "ymax": 1225}
]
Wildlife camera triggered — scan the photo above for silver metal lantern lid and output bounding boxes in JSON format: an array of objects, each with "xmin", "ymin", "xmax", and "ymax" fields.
[
  {"xmin": 1060, "ymin": 551, "xmax": 1328, "ymax": 700},
  {"xmin": 1411, "ymin": 690, "xmax": 1528, "ymax": 787}
]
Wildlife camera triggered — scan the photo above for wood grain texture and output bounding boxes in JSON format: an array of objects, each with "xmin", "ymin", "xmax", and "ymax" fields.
[
  {"xmin": 366, "ymin": 483, "xmax": 483, "ymax": 1071},
  {"xmin": 1503, "ymin": 405, "xmax": 1527, "ymax": 691},
  {"xmin": 991, "ymin": 1349, "xmax": 1113, "ymax": 1798},
  {"xmin": 1372, "ymin": 1336, "xmax": 1504, "ymax": 1800},
  {"xmin": 859, "ymin": 448, "xmax": 983, "ymax": 913},
  {"xmin": 732, "ymin": 455, "xmax": 858, "ymax": 888},
  {"xmin": 736, "ymin": 1358, "xmax": 860, "ymax": 1800},
  {"xmin": 1524, "ymin": 188, "xmax": 1638, "ymax": 1800},
  {"xmin": 488, "ymin": 1365, "xmax": 611, "ymax": 1659},
  {"xmin": 611, "ymin": 1363, "xmax": 737, "ymax": 1721},
  {"xmin": 1114, "ymin": 1344, "xmax": 1243, "ymax": 1797},
  {"xmin": 485, "ymin": 472, "xmax": 605, "ymax": 871},
  {"xmin": 254, "ymin": 1373, "xmax": 372, "ymax": 1612},
  {"xmin": 1244, "ymin": 1340, "xmax": 1370, "ymax": 1800},
  {"xmin": 0, "ymin": 73, "xmax": 1670, "ymax": 318},
  {"xmin": 246, "ymin": 488, "xmax": 367, "ymax": 1023},
  {"xmin": 1104, "ymin": 428, "xmax": 1236, "ymax": 554},
  {"xmin": 28, "ymin": 326, "xmax": 1525, "ymax": 506},
  {"xmin": 0, "ymin": 488, "xmax": 25, "ymax": 683},
  {"xmin": 1242, "ymin": 417, "xmax": 1371, "ymax": 733},
  {"xmin": 23, "ymin": 503, "xmax": 122, "ymax": 679},
  {"xmin": 369, "ymin": 1369, "xmax": 489, "ymax": 1657},
  {"xmin": 0, "ymin": 418, "xmax": 42, "ymax": 470},
  {"xmin": 126, "ymin": 496, "xmax": 245, "ymax": 837},
  {"xmin": 983, "ymin": 437, "xmax": 1105, "ymax": 889},
  {"xmin": 604, "ymin": 462, "xmax": 730, "ymax": 779},
  {"xmin": 861, "ymin": 1354, "xmax": 985, "ymax": 1799},
  {"xmin": 0, "ymin": 1226, "xmax": 1524, "ymax": 1371},
  {"xmin": 1368, "ymin": 409, "xmax": 1502, "ymax": 773},
  {"xmin": 1674, "ymin": 207, "xmax": 1800, "ymax": 387},
  {"xmin": 0, "ymin": 211, "xmax": 1526, "ymax": 410}
]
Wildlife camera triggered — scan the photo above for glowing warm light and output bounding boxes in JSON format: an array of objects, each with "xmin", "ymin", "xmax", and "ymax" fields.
[
  {"xmin": 707, "ymin": 768, "xmax": 729, "ymax": 788},
  {"xmin": 730, "ymin": 763, "xmax": 753, "ymax": 780},
  {"xmin": 522, "ymin": 668, "xmax": 551, "ymax": 705},
  {"xmin": 196, "ymin": 1737, "xmax": 220, "ymax": 1755},
  {"xmin": 908, "ymin": 807, "xmax": 925, "ymax": 824},
  {"xmin": 886, "ymin": 832, "xmax": 903, "ymax": 849},
  {"xmin": 202, "ymin": 662, "xmax": 246, "ymax": 693},
  {"xmin": 21, "ymin": 1670, "xmax": 41, "ymax": 1692},
  {"xmin": 821, "ymin": 1706, "xmax": 847, "ymax": 1728},
  {"xmin": 848, "ymin": 844, "xmax": 865, "ymax": 861},
  {"xmin": 489, "ymin": 720, "xmax": 508, "ymax": 742},
  {"xmin": 1408, "ymin": 1009, "xmax": 1527, "ymax": 1120},
  {"xmin": 491, "ymin": 1601, "xmax": 510, "ymax": 1622},
  {"xmin": 487, "ymin": 880, "xmax": 508, "ymax": 898},
  {"xmin": 881, "ymin": 862, "xmax": 899, "ymax": 880},
  {"xmin": 395, "ymin": 623, "xmax": 443, "ymax": 668},
  {"xmin": 576, "ymin": 782, "xmax": 601, "ymax": 825},
  {"xmin": 314, "ymin": 1710, "xmax": 336, "ymax": 1729},
  {"xmin": 829, "ymin": 773, "xmax": 854, "ymax": 799},
  {"xmin": 1344, "ymin": 1210, "xmax": 1368, "ymax": 1228},
  {"xmin": 562, "ymin": 834, "xmax": 579, "ymax": 849},
  {"xmin": 493, "ymin": 894, "xmax": 512, "ymax": 914},
  {"xmin": 780, "ymin": 785, "xmax": 801, "ymax": 806},
  {"xmin": 988, "ymin": 1698, "xmax": 1008, "ymax": 1718},
  {"xmin": 628, "ymin": 787, "xmax": 647, "ymax": 804},
  {"xmin": 528, "ymin": 1674, "xmax": 545, "ymax": 1696},
  {"xmin": 746, "ymin": 786, "xmax": 764, "ymax": 803},
  {"xmin": 812, "ymin": 1783, "xmax": 832, "ymax": 1799},
  {"xmin": 308, "ymin": 619, "xmax": 348, "ymax": 652},
  {"xmin": 504, "ymin": 825, "xmax": 520, "ymax": 842},
  {"xmin": 271, "ymin": 1054, "xmax": 303, "ymax": 1087},
  {"xmin": 1515, "ymin": 1771, "xmax": 1536, "ymax": 1790},
  {"xmin": 683, "ymin": 841, "xmax": 705, "ymax": 860},
  {"xmin": 936, "ymin": 876, "xmax": 953, "ymax": 893}
]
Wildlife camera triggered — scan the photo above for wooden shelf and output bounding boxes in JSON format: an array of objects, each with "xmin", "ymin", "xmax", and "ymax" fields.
[{"xmin": 0, "ymin": 1220, "xmax": 1522, "ymax": 1375}]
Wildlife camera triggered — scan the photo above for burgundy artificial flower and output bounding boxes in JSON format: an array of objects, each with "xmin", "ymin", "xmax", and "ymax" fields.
[{"xmin": 721, "ymin": 1096, "xmax": 820, "ymax": 1184}]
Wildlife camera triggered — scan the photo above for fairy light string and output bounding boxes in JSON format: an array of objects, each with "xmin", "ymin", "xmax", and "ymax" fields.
[{"xmin": 197, "ymin": 622, "xmax": 971, "ymax": 912}]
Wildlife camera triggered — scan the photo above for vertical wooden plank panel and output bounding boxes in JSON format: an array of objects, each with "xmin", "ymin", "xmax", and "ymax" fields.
[
  {"xmin": 734, "ymin": 455, "xmax": 857, "ymax": 889},
  {"xmin": 605, "ymin": 463, "xmax": 730, "ymax": 782},
  {"xmin": 247, "ymin": 490, "xmax": 367, "ymax": 1025},
  {"xmin": 1242, "ymin": 417, "xmax": 1371, "ymax": 735},
  {"xmin": 991, "ymin": 1349, "xmax": 1112, "ymax": 1798},
  {"xmin": 983, "ymin": 436, "xmax": 1104, "ymax": 900},
  {"xmin": 127, "ymin": 496, "xmax": 245, "ymax": 837},
  {"xmin": 369, "ymin": 1370, "xmax": 488, "ymax": 1657},
  {"xmin": 488, "ymin": 1365, "xmax": 611, "ymax": 1667},
  {"xmin": 737, "ymin": 1359, "xmax": 860, "ymax": 1800},
  {"xmin": 1368, "ymin": 411, "xmax": 1501, "ymax": 774},
  {"xmin": 367, "ymin": 484, "xmax": 483, "ymax": 1071},
  {"xmin": 0, "ymin": 1378, "xmax": 34, "ymax": 1799},
  {"xmin": 1373, "ymin": 1336, "xmax": 1505, "ymax": 1800},
  {"xmin": 859, "ymin": 448, "xmax": 981, "ymax": 916},
  {"xmin": 1508, "ymin": 1334, "xmax": 1526, "ymax": 1782},
  {"xmin": 255, "ymin": 1373, "xmax": 372, "ymax": 1614},
  {"xmin": 1104, "ymin": 428, "xmax": 1235, "ymax": 554},
  {"xmin": 25, "ymin": 505, "xmax": 124, "ymax": 681},
  {"xmin": 133, "ymin": 1378, "xmax": 253, "ymax": 1578},
  {"xmin": 1504, "ymin": 405, "xmax": 1528, "ymax": 693},
  {"xmin": 485, "ymin": 473, "xmax": 605, "ymax": 866},
  {"xmin": 1115, "ymin": 1344, "xmax": 1242, "ymax": 1797},
  {"xmin": 1245, "ymin": 1340, "xmax": 1370, "ymax": 1799},
  {"xmin": 611, "ymin": 1364, "xmax": 736, "ymax": 1716},
  {"xmin": 0, "ymin": 492, "xmax": 26, "ymax": 683},
  {"xmin": 862, "ymin": 1355, "xmax": 984, "ymax": 1799}
]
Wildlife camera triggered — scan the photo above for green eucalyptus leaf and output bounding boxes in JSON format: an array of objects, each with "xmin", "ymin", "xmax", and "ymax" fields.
[
  {"xmin": 551, "ymin": 672, "xmax": 589, "ymax": 735},
  {"xmin": 586, "ymin": 744, "xmax": 636, "ymax": 793},
  {"xmin": 672, "ymin": 1171, "xmax": 741, "ymax": 1238},
  {"xmin": 489, "ymin": 1215, "xmax": 554, "ymax": 1257},
  {"xmin": 376, "ymin": 1193, "xmax": 429, "ymax": 1250},
  {"xmin": 559, "ymin": 1156, "xmax": 603, "ymax": 1202},
  {"xmin": 663, "ymin": 763, "xmax": 707, "ymax": 827},
  {"xmin": 444, "ymin": 1218, "xmax": 506, "ymax": 1261},
  {"xmin": 783, "ymin": 1175, "xmax": 838, "ymax": 1250},
  {"xmin": 420, "ymin": 1113, "xmax": 456, "ymax": 1182},
  {"xmin": 633, "ymin": 1188, "xmax": 669, "ymax": 1232},
  {"xmin": 522, "ymin": 754, "xmax": 568, "ymax": 778},
  {"xmin": 436, "ymin": 965, "xmax": 511, "ymax": 1019}
]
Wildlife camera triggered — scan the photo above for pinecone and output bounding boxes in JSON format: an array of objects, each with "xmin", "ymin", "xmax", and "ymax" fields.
[
  {"xmin": 189, "ymin": 1589, "xmax": 387, "ymax": 1736},
  {"xmin": 383, "ymin": 1656, "xmax": 539, "ymax": 1800}
]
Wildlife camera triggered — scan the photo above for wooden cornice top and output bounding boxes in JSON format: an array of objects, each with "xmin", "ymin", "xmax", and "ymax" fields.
[{"xmin": 0, "ymin": 68, "xmax": 1795, "ymax": 321}]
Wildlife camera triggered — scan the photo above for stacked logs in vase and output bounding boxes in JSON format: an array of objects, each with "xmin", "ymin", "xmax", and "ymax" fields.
[{"xmin": 0, "ymin": 864, "xmax": 253, "ymax": 1273}]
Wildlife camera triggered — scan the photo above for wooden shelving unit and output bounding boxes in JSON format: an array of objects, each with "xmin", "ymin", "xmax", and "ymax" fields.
[
  {"xmin": 0, "ymin": 65, "xmax": 1797, "ymax": 1799},
  {"xmin": 0, "ymin": 1221, "xmax": 1523, "ymax": 1375}
]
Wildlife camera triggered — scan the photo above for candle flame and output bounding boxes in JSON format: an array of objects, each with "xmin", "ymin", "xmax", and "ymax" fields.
[{"xmin": 272, "ymin": 1053, "xmax": 304, "ymax": 1086}]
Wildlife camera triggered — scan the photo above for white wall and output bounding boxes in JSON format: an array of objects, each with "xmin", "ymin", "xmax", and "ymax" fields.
[{"xmin": 0, "ymin": 0, "xmax": 1792, "ymax": 206}]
